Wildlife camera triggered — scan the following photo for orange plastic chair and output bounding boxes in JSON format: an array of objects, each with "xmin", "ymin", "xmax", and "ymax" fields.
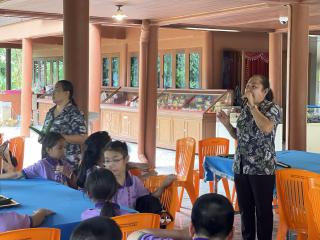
[
  {"xmin": 143, "ymin": 175, "xmax": 178, "ymax": 229},
  {"xmin": 0, "ymin": 228, "xmax": 60, "ymax": 240},
  {"xmin": 8, "ymin": 136, "xmax": 25, "ymax": 171},
  {"xmin": 174, "ymin": 137, "xmax": 196, "ymax": 211},
  {"xmin": 276, "ymin": 168, "xmax": 319, "ymax": 240},
  {"xmin": 195, "ymin": 137, "xmax": 230, "ymax": 197},
  {"xmin": 304, "ymin": 177, "xmax": 320, "ymax": 239},
  {"xmin": 112, "ymin": 213, "xmax": 160, "ymax": 240}
]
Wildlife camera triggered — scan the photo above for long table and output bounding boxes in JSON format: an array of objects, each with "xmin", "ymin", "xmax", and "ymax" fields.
[
  {"xmin": 204, "ymin": 150, "xmax": 320, "ymax": 182},
  {"xmin": 0, "ymin": 179, "xmax": 94, "ymax": 240}
]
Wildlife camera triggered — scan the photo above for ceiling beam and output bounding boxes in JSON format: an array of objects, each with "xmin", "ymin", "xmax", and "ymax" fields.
[
  {"xmin": 32, "ymin": 36, "xmax": 63, "ymax": 45},
  {"xmin": 0, "ymin": 42, "xmax": 22, "ymax": 48}
]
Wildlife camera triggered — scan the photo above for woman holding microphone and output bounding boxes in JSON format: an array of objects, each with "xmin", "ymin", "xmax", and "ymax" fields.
[{"xmin": 217, "ymin": 75, "xmax": 281, "ymax": 240}]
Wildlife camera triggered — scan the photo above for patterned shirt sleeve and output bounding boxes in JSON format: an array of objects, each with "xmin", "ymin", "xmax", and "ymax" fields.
[
  {"xmin": 264, "ymin": 103, "xmax": 281, "ymax": 126},
  {"xmin": 69, "ymin": 108, "xmax": 87, "ymax": 135}
]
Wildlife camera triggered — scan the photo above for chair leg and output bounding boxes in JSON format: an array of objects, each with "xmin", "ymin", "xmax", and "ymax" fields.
[
  {"xmin": 221, "ymin": 178, "xmax": 231, "ymax": 201},
  {"xmin": 276, "ymin": 223, "xmax": 288, "ymax": 240},
  {"xmin": 193, "ymin": 171, "xmax": 200, "ymax": 198},
  {"xmin": 209, "ymin": 181, "xmax": 214, "ymax": 192},
  {"xmin": 177, "ymin": 187, "xmax": 184, "ymax": 212},
  {"xmin": 185, "ymin": 184, "xmax": 197, "ymax": 205}
]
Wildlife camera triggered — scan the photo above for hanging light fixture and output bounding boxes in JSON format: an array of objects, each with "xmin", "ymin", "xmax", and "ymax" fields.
[{"xmin": 112, "ymin": 5, "xmax": 127, "ymax": 21}]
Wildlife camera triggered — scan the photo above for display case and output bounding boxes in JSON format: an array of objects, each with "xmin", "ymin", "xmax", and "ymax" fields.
[
  {"xmin": 100, "ymin": 87, "xmax": 233, "ymax": 151},
  {"xmin": 307, "ymin": 105, "xmax": 320, "ymax": 153},
  {"xmin": 307, "ymin": 105, "xmax": 320, "ymax": 123}
]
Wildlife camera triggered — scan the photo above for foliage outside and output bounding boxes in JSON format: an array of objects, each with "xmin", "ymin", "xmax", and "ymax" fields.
[{"xmin": 0, "ymin": 48, "xmax": 22, "ymax": 90}]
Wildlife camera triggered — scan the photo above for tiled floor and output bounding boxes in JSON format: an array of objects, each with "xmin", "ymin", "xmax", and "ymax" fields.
[{"xmin": 1, "ymin": 126, "xmax": 283, "ymax": 239}]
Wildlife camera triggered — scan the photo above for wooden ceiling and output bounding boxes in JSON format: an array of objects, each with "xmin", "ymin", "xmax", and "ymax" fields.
[{"xmin": 0, "ymin": 0, "xmax": 319, "ymax": 32}]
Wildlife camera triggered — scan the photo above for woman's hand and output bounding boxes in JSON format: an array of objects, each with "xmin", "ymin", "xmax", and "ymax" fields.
[
  {"xmin": 217, "ymin": 110, "xmax": 230, "ymax": 126},
  {"xmin": 55, "ymin": 165, "xmax": 73, "ymax": 178},
  {"xmin": 161, "ymin": 174, "xmax": 177, "ymax": 188},
  {"xmin": 244, "ymin": 90, "xmax": 255, "ymax": 107}
]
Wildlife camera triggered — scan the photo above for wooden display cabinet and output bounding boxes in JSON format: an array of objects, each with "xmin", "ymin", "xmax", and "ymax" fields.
[{"xmin": 100, "ymin": 87, "xmax": 233, "ymax": 152}]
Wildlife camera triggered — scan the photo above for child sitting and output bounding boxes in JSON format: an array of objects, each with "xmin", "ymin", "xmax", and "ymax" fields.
[
  {"xmin": 76, "ymin": 131, "xmax": 151, "ymax": 189},
  {"xmin": 70, "ymin": 216, "xmax": 122, "ymax": 240},
  {"xmin": 103, "ymin": 141, "xmax": 176, "ymax": 211},
  {"xmin": 0, "ymin": 209, "xmax": 54, "ymax": 232},
  {"xmin": 81, "ymin": 168, "xmax": 134, "ymax": 220},
  {"xmin": 0, "ymin": 132, "xmax": 75, "ymax": 187}
]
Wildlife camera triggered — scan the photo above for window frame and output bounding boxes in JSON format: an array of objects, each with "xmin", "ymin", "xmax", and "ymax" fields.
[{"xmin": 102, "ymin": 53, "xmax": 120, "ymax": 88}]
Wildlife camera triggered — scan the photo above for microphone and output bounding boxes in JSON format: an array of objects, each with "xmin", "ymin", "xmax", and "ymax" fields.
[{"xmin": 242, "ymin": 97, "xmax": 248, "ymax": 107}]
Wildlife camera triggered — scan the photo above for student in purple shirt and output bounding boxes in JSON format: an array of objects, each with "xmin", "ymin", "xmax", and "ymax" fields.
[
  {"xmin": 103, "ymin": 141, "xmax": 176, "ymax": 210},
  {"xmin": 0, "ymin": 208, "xmax": 54, "ymax": 232},
  {"xmin": 128, "ymin": 193, "xmax": 235, "ymax": 240},
  {"xmin": 0, "ymin": 132, "xmax": 75, "ymax": 187},
  {"xmin": 81, "ymin": 168, "xmax": 133, "ymax": 220},
  {"xmin": 76, "ymin": 131, "xmax": 151, "ymax": 190}
]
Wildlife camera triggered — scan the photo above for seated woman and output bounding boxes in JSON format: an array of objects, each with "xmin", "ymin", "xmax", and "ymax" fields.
[
  {"xmin": 0, "ymin": 132, "xmax": 75, "ymax": 187},
  {"xmin": 103, "ymin": 141, "xmax": 176, "ymax": 211},
  {"xmin": 76, "ymin": 131, "xmax": 151, "ymax": 189},
  {"xmin": 81, "ymin": 168, "xmax": 135, "ymax": 220},
  {"xmin": 0, "ymin": 209, "xmax": 54, "ymax": 232}
]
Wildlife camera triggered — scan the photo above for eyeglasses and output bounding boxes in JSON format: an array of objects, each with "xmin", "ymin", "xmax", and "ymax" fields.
[{"xmin": 104, "ymin": 158, "xmax": 123, "ymax": 164}]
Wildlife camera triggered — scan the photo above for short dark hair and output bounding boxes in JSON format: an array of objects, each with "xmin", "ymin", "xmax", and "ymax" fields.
[
  {"xmin": 77, "ymin": 131, "xmax": 112, "ymax": 188},
  {"xmin": 103, "ymin": 141, "xmax": 128, "ymax": 158},
  {"xmin": 85, "ymin": 168, "xmax": 118, "ymax": 202},
  {"xmin": 70, "ymin": 216, "xmax": 122, "ymax": 240},
  {"xmin": 42, "ymin": 132, "xmax": 64, "ymax": 154},
  {"xmin": 191, "ymin": 193, "xmax": 234, "ymax": 238}
]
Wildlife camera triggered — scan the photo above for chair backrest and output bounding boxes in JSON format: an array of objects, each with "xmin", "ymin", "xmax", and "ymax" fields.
[
  {"xmin": 143, "ymin": 175, "xmax": 178, "ymax": 229},
  {"xmin": 175, "ymin": 137, "xmax": 196, "ymax": 181},
  {"xmin": 198, "ymin": 137, "xmax": 229, "ymax": 179},
  {"xmin": 304, "ymin": 177, "xmax": 320, "ymax": 238},
  {"xmin": 276, "ymin": 169, "xmax": 319, "ymax": 234},
  {"xmin": 9, "ymin": 136, "xmax": 25, "ymax": 171},
  {"xmin": 0, "ymin": 228, "xmax": 60, "ymax": 240},
  {"xmin": 112, "ymin": 213, "xmax": 160, "ymax": 240}
]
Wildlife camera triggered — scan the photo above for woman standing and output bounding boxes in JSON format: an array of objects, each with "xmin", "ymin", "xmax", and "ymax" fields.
[
  {"xmin": 217, "ymin": 75, "xmax": 281, "ymax": 240},
  {"xmin": 41, "ymin": 80, "xmax": 87, "ymax": 168}
]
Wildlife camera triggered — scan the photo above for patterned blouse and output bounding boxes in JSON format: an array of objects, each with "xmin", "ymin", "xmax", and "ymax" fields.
[
  {"xmin": 42, "ymin": 102, "xmax": 87, "ymax": 166},
  {"xmin": 234, "ymin": 99, "xmax": 281, "ymax": 175}
]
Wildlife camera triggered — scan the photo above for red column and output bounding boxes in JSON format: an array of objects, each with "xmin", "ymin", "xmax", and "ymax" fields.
[
  {"xmin": 286, "ymin": 4, "xmax": 309, "ymax": 150},
  {"xmin": 269, "ymin": 32, "xmax": 283, "ymax": 106},
  {"xmin": 137, "ymin": 20, "xmax": 158, "ymax": 168},
  {"xmin": 63, "ymin": 0, "xmax": 89, "ymax": 120},
  {"xmin": 120, "ymin": 43, "xmax": 128, "ymax": 87},
  {"xmin": 89, "ymin": 24, "xmax": 102, "ymax": 133},
  {"xmin": 202, "ymin": 31, "xmax": 213, "ymax": 89},
  {"xmin": 21, "ymin": 38, "xmax": 32, "ymax": 137}
]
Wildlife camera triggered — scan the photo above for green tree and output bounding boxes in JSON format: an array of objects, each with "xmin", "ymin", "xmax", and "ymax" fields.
[
  {"xmin": 163, "ymin": 54, "xmax": 172, "ymax": 88},
  {"xmin": 189, "ymin": 52, "xmax": 200, "ymax": 89},
  {"xmin": 176, "ymin": 53, "xmax": 186, "ymax": 88}
]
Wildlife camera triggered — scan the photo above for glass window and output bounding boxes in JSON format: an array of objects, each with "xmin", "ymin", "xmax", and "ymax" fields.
[
  {"xmin": 176, "ymin": 52, "xmax": 186, "ymax": 88},
  {"xmin": 189, "ymin": 52, "xmax": 200, "ymax": 89},
  {"xmin": 10, "ymin": 48, "xmax": 22, "ymax": 90},
  {"xmin": 112, "ymin": 57, "xmax": 119, "ymax": 87},
  {"xmin": 52, "ymin": 60, "xmax": 58, "ymax": 84},
  {"xmin": 130, "ymin": 56, "xmax": 139, "ymax": 87},
  {"xmin": 157, "ymin": 56, "xmax": 160, "ymax": 88},
  {"xmin": 46, "ymin": 61, "xmax": 51, "ymax": 85},
  {"xmin": 102, "ymin": 57, "xmax": 110, "ymax": 86},
  {"xmin": 163, "ymin": 54, "xmax": 172, "ymax": 88},
  {"xmin": 58, "ymin": 60, "xmax": 64, "ymax": 80},
  {"xmin": 33, "ymin": 61, "xmax": 39, "ymax": 85}
]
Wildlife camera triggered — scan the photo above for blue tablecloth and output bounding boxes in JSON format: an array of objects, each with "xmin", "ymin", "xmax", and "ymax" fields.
[
  {"xmin": 204, "ymin": 150, "xmax": 320, "ymax": 181},
  {"xmin": 0, "ymin": 179, "xmax": 94, "ymax": 240}
]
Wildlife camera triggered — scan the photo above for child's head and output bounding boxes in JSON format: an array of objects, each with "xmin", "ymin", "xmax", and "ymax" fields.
[
  {"xmin": 103, "ymin": 141, "xmax": 129, "ymax": 178},
  {"xmin": 190, "ymin": 193, "xmax": 234, "ymax": 239},
  {"xmin": 42, "ymin": 132, "xmax": 65, "ymax": 159},
  {"xmin": 70, "ymin": 216, "xmax": 122, "ymax": 240},
  {"xmin": 85, "ymin": 168, "xmax": 118, "ymax": 202},
  {"xmin": 77, "ymin": 131, "xmax": 112, "ymax": 188}
]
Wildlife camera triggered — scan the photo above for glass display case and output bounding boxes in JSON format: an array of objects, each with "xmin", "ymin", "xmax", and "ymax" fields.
[
  {"xmin": 307, "ymin": 105, "xmax": 320, "ymax": 123},
  {"xmin": 101, "ymin": 87, "xmax": 233, "ymax": 112}
]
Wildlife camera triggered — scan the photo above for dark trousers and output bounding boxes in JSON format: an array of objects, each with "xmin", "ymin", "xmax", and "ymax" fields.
[{"xmin": 234, "ymin": 174, "xmax": 275, "ymax": 240}]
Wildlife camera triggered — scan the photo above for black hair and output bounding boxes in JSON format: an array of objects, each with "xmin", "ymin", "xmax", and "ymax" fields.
[
  {"xmin": 42, "ymin": 132, "xmax": 64, "ymax": 158},
  {"xmin": 103, "ymin": 141, "xmax": 128, "ymax": 158},
  {"xmin": 85, "ymin": 168, "xmax": 119, "ymax": 218},
  {"xmin": 251, "ymin": 74, "xmax": 274, "ymax": 102},
  {"xmin": 70, "ymin": 216, "xmax": 122, "ymax": 240},
  {"xmin": 56, "ymin": 80, "xmax": 77, "ymax": 106},
  {"xmin": 77, "ymin": 131, "xmax": 112, "ymax": 188},
  {"xmin": 191, "ymin": 193, "xmax": 234, "ymax": 238}
]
